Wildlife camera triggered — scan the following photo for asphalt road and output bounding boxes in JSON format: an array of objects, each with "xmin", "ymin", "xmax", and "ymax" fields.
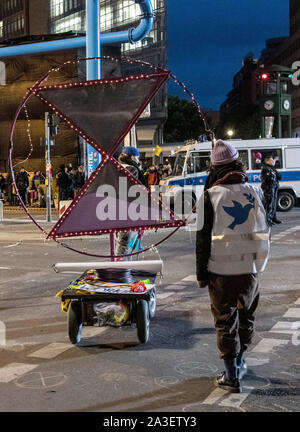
[{"xmin": 0, "ymin": 209, "xmax": 300, "ymax": 412}]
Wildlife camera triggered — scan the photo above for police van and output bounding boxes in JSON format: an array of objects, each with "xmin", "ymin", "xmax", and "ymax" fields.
[{"xmin": 160, "ymin": 138, "xmax": 300, "ymax": 213}]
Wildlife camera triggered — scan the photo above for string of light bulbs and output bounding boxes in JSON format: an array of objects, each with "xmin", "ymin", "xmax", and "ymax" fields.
[{"xmin": 9, "ymin": 56, "xmax": 212, "ymax": 258}]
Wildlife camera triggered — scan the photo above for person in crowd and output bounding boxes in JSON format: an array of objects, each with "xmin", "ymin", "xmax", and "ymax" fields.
[
  {"xmin": 68, "ymin": 167, "xmax": 78, "ymax": 200},
  {"xmin": 118, "ymin": 146, "xmax": 147, "ymax": 186},
  {"xmin": 56, "ymin": 164, "xmax": 71, "ymax": 202},
  {"xmin": 146, "ymin": 165, "xmax": 160, "ymax": 186},
  {"xmin": 0, "ymin": 172, "xmax": 6, "ymax": 200},
  {"xmin": 16, "ymin": 167, "xmax": 29, "ymax": 205},
  {"xmin": 261, "ymin": 154, "xmax": 282, "ymax": 226},
  {"xmin": 162, "ymin": 161, "xmax": 172, "ymax": 178},
  {"xmin": 157, "ymin": 164, "xmax": 164, "ymax": 177},
  {"xmin": 75, "ymin": 165, "xmax": 86, "ymax": 192},
  {"xmin": 5, "ymin": 172, "xmax": 13, "ymax": 206},
  {"xmin": 196, "ymin": 140, "xmax": 270, "ymax": 393}
]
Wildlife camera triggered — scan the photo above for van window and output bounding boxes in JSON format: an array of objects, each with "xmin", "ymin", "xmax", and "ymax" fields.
[
  {"xmin": 173, "ymin": 151, "xmax": 186, "ymax": 176},
  {"xmin": 285, "ymin": 147, "xmax": 300, "ymax": 168},
  {"xmin": 238, "ymin": 150, "xmax": 249, "ymax": 170},
  {"xmin": 188, "ymin": 151, "xmax": 210, "ymax": 174},
  {"xmin": 251, "ymin": 148, "xmax": 283, "ymax": 170}
]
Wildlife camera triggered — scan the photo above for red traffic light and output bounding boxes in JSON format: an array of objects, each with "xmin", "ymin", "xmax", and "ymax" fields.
[{"xmin": 261, "ymin": 73, "xmax": 269, "ymax": 80}]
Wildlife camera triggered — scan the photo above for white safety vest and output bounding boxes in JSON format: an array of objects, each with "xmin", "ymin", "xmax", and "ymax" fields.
[{"xmin": 207, "ymin": 183, "xmax": 270, "ymax": 275}]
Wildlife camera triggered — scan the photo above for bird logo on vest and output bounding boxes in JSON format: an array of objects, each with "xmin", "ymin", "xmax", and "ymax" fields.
[{"xmin": 223, "ymin": 193, "xmax": 255, "ymax": 230}]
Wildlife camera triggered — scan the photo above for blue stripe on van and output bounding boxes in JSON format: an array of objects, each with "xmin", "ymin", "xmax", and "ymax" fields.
[{"xmin": 169, "ymin": 170, "xmax": 300, "ymax": 187}]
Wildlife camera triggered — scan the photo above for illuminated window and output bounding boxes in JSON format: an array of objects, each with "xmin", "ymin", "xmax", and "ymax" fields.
[
  {"xmin": 50, "ymin": 0, "xmax": 64, "ymax": 18},
  {"xmin": 53, "ymin": 12, "xmax": 84, "ymax": 33},
  {"xmin": 101, "ymin": 4, "xmax": 113, "ymax": 32}
]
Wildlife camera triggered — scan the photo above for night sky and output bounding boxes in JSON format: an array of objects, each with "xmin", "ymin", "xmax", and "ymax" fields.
[{"xmin": 167, "ymin": 0, "xmax": 289, "ymax": 110}]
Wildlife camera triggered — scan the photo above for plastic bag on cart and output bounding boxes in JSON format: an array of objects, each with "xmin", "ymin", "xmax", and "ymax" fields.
[{"xmin": 93, "ymin": 302, "xmax": 129, "ymax": 327}]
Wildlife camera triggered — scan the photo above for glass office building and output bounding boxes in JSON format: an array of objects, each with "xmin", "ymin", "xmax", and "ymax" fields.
[
  {"xmin": 0, "ymin": 0, "xmax": 26, "ymax": 40},
  {"xmin": 48, "ymin": 0, "xmax": 167, "ymax": 149}
]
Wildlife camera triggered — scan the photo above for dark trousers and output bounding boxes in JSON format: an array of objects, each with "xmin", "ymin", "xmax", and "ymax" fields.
[
  {"xmin": 19, "ymin": 188, "xmax": 27, "ymax": 205},
  {"xmin": 263, "ymin": 186, "xmax": 278, "ymax": 224},
  {"xmin": 59, "ymin": 188, "xmax": 69, "ymax": 201},
  {"xmin": 208, "ymin": 272, "xmax": 259, "ymax": 360}
]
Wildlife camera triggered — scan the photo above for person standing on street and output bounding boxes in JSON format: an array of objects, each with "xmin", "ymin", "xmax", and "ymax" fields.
[
  {"xmin": 0, "ymin": 172, "xmax": 5, "ymax": 200},
  {"xmin": 196, "ymin": 140, "xmax": 270, "ymax": 393},
  {"xmin": 56, "ymin": 164, "xmax": 70, "ymax": 202},
  {"xmin": 115, "ymin": 146, "xmax": 146, "ymax": 259},
  {"xmin": 146, "ymin": 165, "xmax": 160, "ymax": 187},
  {"xmin": 16, "ymin": 167, "xmax": 29, "ymax": 205},
  {"xmin": 261, "ymin": 155, "xmax": 282, "ymax": 226}
]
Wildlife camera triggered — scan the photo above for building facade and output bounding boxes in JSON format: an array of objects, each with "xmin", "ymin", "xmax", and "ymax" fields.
[
  {"xmin": 263, "ymin": 0, "xmax": 300, "ymax": 135},
  {"xmin": 47, "ymin": 0, "xmax": 167, "ymax": 149},
  {"xmin": 0, "ymin": 1, "xmax": 167, "ymax": 171}
]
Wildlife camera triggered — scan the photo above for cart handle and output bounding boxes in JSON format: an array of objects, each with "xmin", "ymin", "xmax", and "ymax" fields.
[{"xmin": 53, "ymin": 260, "xmax": 163, "ymax": 275}]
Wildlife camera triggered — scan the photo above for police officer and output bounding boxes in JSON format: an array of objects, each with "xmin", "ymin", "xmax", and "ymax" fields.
[
  {"xmin": 196, "ymin": 140, "xmax": 270, "ymax": 393},
  {"xmin": 261, "ymin": 155, "xmax": 282, "ymax": 226}
]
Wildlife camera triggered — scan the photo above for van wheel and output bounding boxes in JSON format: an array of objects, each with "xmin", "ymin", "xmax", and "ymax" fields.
[{"xmin": 277, "ymin": 192, "xmax": 294, "ymax": 212}]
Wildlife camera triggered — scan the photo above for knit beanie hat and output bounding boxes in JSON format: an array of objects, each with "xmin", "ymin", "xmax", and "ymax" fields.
[{"xmin": 211, "ymin": 140, "xmax": 239, "ymax": 166}]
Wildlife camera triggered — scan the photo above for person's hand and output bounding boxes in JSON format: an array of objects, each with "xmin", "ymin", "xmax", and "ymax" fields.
[{"xmin": 198, "ymin": 280, "xmax": 208, "ymax": 289}]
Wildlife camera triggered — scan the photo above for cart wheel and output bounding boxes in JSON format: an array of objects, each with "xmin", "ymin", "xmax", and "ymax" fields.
[
  {"xmin": 149, "ymin": 287, "xmax": 156, "ymax": 319},
  {"xmin": 68, "ymin": 301, "xmax": 82, "ymax": 344},
  {"xmin": 136, "ymin": 300, "xmax": 150, "ymax": 344}
]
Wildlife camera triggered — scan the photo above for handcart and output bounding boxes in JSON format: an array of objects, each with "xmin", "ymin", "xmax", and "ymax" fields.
[{"xmin": 54, "ymin": 260, "xmax": 162, "ymax": 345}]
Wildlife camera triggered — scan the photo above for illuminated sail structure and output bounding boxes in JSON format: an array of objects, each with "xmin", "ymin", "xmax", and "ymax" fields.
[{"xmin": 31, "ymin": 69, "xmax": 184, "ymax": 239}]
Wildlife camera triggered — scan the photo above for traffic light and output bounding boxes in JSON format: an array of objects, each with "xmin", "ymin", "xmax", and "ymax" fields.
[
  {"xmin": 256, "ymin": 71, "xmax": 276, "ymax": 82},
  {"xmin": 49, "ymin": 114, "xmax": 60, "ymax": 137}
]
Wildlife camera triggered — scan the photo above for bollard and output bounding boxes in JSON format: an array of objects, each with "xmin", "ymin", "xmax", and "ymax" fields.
[{"xmin": 0, "ymin": 199, "xmax": 3, "ymax": 224}]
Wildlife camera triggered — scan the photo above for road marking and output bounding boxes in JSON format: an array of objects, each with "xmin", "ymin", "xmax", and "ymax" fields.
[
  {"xmin": 157, "ymin": 292, "xmax": 176, "ymax": 300},
  {"xmin": 0, "ymin": 363, "xmax": 38, "ymax": 383},
  {"xmin": 218, "ymin": 386, "xmax": 254, "ymax": 408},
  {"xmin": 251, "ymin": 338, "xmax": 289, "ymax": 353},
  {"xmin": 182, "ymin": 275, "xmax": 197, "ymax": 282},
  {"xmin": 295, "ymin": 297, "xmax": 300, "ymax": 305},
  {"xmin": 202, "ymin": 387, "xmax": 226, "ymax": 405},
  {"xmin": 283, "ymin": 308, "xmax": 300, "ymax": 318},
  {"xmin": 27, "ymin": 343, "xmax": 72, "ymax": 359},
  {"xmin": 246, "ymin": 357, "xmax": 270, "ymax": 366},
  {"xmin": 0, "ymin": 267, "xmax": 11, "ymax": 270},
  {"xmin": 269, "ymin": 321, "xmax": 300, "ymax": 334}
]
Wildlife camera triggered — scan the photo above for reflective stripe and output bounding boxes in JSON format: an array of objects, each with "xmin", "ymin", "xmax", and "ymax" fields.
[
  {"xmin": 211, "ymin": 232, "xmax": 270, "ymax": 256},
  {"xmin": 208, "ymin": 254, "xmax": 269, "ymax": 275},
  {"xmin": 211, "ymin": 233, "xmax": 269, "ymax": 242}
]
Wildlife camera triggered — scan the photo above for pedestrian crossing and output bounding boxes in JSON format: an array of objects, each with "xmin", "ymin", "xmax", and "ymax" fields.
[
  {"xmin": 0, "ymin": 271, "xmax": 299, "ymax": 413},
  {"xmin": 0, "ymin": 276, "xmax": 193, "ymax": 385}
]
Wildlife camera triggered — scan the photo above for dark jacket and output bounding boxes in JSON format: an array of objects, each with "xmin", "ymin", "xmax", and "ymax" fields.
[
  {"xmin": 56, "ymin": 170, "xmax": 70, "ymax": 190},
  {"xmin": 261, "ymin": 164, "xmax": 281, "ymax": 194},
  {"xmin": 196, "ymin": 166, "xmax": 248, "ymax": 281},
  {"xmin": 75, "ymin": 171, "xmax": 85, "ymax": 189},
  {"xmin": 16, "ymin": 171, "xmax": 29, "ymax": 190},
  {"xmin": 118, "ymin": 154, "xmax": 147, "ymax": 187},
  {"xmin": 0, "ymin": 174, "xmax": 5, "ymax": 190}
]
